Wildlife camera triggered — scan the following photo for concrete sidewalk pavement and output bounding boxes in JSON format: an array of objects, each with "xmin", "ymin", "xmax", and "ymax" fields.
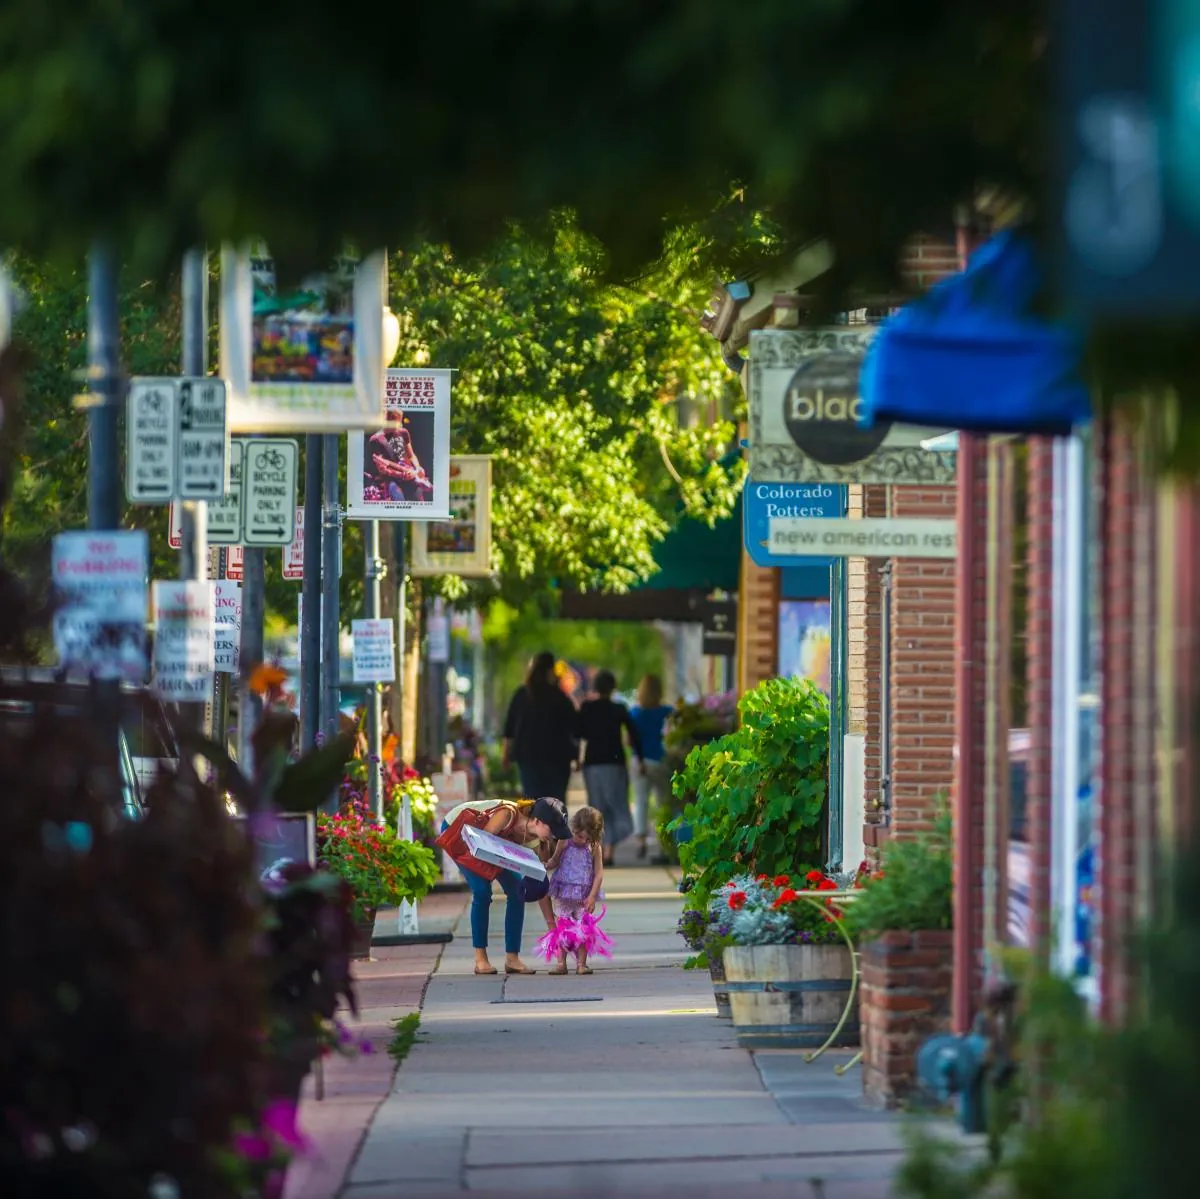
[{"xmin": 342, "ymin": 860, "xmax": 928, "ymax": 1199}]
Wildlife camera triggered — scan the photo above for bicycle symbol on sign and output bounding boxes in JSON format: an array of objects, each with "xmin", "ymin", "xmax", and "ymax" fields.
[{"xmin": 256, "ymin": 447, "xmax": 287, "ymax": 472}]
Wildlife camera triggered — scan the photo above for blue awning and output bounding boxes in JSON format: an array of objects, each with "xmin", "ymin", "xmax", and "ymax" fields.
[{"xmin": 860, "ymin": 231, "xmax": 1091, "ymax": 436}]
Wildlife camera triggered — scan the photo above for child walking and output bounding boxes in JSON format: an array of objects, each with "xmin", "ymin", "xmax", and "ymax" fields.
[{"xmin": 545, "ymin": 806, "xmax": 607, "ymax": 975}]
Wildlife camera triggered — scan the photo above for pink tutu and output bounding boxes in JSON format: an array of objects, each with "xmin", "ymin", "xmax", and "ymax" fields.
[{"xmin": 535, "ymin": 905, "xmax": 614, "ymax": 961}]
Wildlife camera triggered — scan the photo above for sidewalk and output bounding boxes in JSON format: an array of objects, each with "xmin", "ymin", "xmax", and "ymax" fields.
[
  {"xmin": 284, "ymin": 889, "xmax": 469, "ymax": 1199},
  {"xmin": 337, "ymin": 854, "xmax": 938, "ymax": 1199}
]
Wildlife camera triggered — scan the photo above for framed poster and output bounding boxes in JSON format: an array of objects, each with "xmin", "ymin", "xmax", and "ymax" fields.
[
  {"xmin": 220, "ymin": 242, "xmax": 387, "ymax": 432},
  {"xmin": 346, "ymin": 368, "xmax": 452, "ymax": 519},
  {"xmin": 777, "ymin": 599, "xmax": 832, "ymax": 695},
  {"xmin": 410, "ymin": 456, "xmax": 493, "ymax": 578}
]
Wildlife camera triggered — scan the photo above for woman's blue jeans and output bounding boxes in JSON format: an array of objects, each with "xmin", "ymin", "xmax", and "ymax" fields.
[
  {"xmin": 442, "ymin": 820, "xmax": 524, "ymax": 954},
  {"xmin": 463, "ymin": 866, "xmax": 524, "ymax": 954}
]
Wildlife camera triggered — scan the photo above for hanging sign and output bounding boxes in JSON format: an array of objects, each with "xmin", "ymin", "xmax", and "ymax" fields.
[
  {"xmin": 743, "ymin": 478, "xmax": 842, "ymax": 569},
  {"xmin": 126, "ymin": 379, "xmax": 179, "ymax": 502},
  {"xmin": 213, "ymin": 580, "xmax": 243, "ymax": 674},
  {"xmin": 769, "ymin": 516, "xmax": 958, "ymax": 559},
  {"xmin": 748, "ymin": 328, "xmax": 955, "ymax": 485},
  {"xmin": 152, "ymin": 580, "xmax": 214, "ymax": 701},
  {"xmin": 51, "ymin": 531, "xmax": 150, "ymax": 682},
  {"xmin": 219, "ymin": 243, "xmax": 387, "ymax": 432},
  {"xmin": 346, "ymin": 368, "xmax": 452, "ymax": 520},
  {"xmin": 242, "ymin": 438, "xmax": 298, "ymax": 545},
  {"xmin": 351, "ymin": 618, "xmax": 396, "ymax": 683},
  {"xmin": 410, "ymin": 456, "xmax": 493, "ymax": 577},
  {"xmin": 702, "ymin": 599, "xmax": 737, "ymax": 658}
]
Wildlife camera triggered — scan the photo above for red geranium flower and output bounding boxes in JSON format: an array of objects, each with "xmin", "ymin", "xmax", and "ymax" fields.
[
  {"xmin": 756, "ymin": 874, "xmax": 769, "ymax": 882},
  {"xmin": 773, "ymin": 874, "xmax": 791, "ymax": 887},
  {"xmin": 772, "ymin": 888, "xmax": 800, "ymax": 909},
  {"xmin": 817, "ymin": 878, "xmax": 839, "ymax": 892},
  {"xmin": 805, "ymin": 869, "xmax": 824, "ymax": 883},
  {"xmin": 728, "ymin": 891, "xmax": 747, "ymax": 911}
]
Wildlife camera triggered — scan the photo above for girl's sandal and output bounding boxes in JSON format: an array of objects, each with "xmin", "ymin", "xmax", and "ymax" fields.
[
  {"xmin": 549, "ymin": 965, "xmax": 568, "ymax": 976},
  {"xmin": 576, "ymin": 965, "xmax": 594, "ymax": 975}
]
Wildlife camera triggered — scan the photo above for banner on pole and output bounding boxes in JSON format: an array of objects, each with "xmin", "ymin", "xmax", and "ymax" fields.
[
  {"xmin": 410, "ymin": 455, "xmax": 492, "ymax": 577},
  {"xmin": 346, "ymin": 368, "xmax": 452, "ymax": 520},
  {"xmin": 220, "ymin": 243, "xmax": 387, "ymax": 433}
]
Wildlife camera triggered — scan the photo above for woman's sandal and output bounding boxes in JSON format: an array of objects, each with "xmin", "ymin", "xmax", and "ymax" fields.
[
  {"xmin": 505, "ymin": 964, "xmax": 537, "ymax": 975},
  {"xmin": 473, "ymin": 965, "xmax": 498, "ymax": 976}
]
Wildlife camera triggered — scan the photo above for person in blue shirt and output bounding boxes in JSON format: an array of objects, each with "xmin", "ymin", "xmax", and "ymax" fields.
[{"xmin": 629, "ymin": 674, "xmax": 674, "ymax": 861}]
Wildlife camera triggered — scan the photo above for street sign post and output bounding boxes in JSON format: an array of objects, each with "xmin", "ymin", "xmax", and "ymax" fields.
[
  {"xmin": 151, "ymin": 580, "xmax": 215, "ymax": 701},
  {"xmin": 205, "ymin": 438, "xmax": 244, "ymax": 544},
  {"xmin": 243, "ymin": 439, "xmax": 299, "ymax": 546},
  {"xmin": 351, "ymin": 618, "xmax": 396, "ymax": 683},
  {"xmin": 177, "ymin": 378, "xmax": 230, "ymax": 499},
  {"xmin": 213, "ymin": 579, "xmax": 243, "ymax": 675},
  {"xmin": 126, "ymin": 379, "xmax": 178, "ymax": 502},
  {"xmin": 52, "ymin": 531, "xmax": 150, "ymax": 682}
]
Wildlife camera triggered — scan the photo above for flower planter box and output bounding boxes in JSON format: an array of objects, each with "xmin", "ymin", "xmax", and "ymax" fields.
[
  {"xmin": 724, "ymin": 944, "xmax": 859, "ymax": 1050},
  {"xmin": 709, "ymin": 955, "xmax": 731, "ymax": 1019},
  {"xmin": 860, "ymin": 929, "xmax": 952, "ymax": 1107}
]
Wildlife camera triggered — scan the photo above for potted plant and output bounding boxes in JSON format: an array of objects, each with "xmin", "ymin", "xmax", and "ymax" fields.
[
  {"xmin": 677, "ymin": 905, "xmax": 735, "ymax": 1017},
  {"xmin": 716, "ymin": 870, "xmax": 859, "ymax": 1050},
  {"xmin": 843, "ymin": 809, "xmax": 953, "ymax": 1105},
  {"xmin": 655, "ymin": 692, "xmax": 738, "ymax": 861},
  {"xmin": 316, "ymin": 800, "xmax": 440, "ymax": 958},
  {"xmin": 669, "ymin": 677, "xmax": 830, "ymax": 900}
]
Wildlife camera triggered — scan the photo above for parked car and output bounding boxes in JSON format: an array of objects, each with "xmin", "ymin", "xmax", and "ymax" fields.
[{"xmin": 0, "ymin": 671, "xmax": 180, "ymax": 816}]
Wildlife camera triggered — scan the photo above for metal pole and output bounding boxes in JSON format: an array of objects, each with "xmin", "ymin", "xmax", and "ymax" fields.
[
  {"xmin": 393, "ymin": 522, "xmax": 408, "ymax": 757},
  {"xmin": 85, "ymin": 242, "xmax": 122, "ymax": 783},
  {"xmin": 179, "ymin": 249, "xmax": 209, "ymax": 732},
  {"xmin": 321, "ymin": 434, "xmax": 341, "ymax": 749},
  {"xmin": 363, "ymin": 519, "xmax": 386, "ymax": 818},
  {"xmin": 238, "ymin": 548, "xmax": 266, "ymax": 782},
  {"xmin": 301, "ymin": 435, "xmax": 323, "ymax": 751}
]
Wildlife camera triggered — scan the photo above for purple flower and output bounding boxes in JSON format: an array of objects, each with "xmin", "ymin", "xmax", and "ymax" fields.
[
  {"xmin": 233, "ymin": 1132, "xmax": 273, "ymax": 1162},
  {"xmin": 261, "ymin": 1100, "xmax": 309, "ymax": 1153}
]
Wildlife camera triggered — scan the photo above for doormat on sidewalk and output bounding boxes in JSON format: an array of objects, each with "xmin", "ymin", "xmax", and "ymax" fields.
[{"xmin": 490, "ymin": 997, "xmax": 604, "ymax": 1004}]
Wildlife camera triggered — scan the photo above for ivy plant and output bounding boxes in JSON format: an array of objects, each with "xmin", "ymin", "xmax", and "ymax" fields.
[{"xmin": 670, "ymin": 676, "xmax": 829, "ymax": 909}]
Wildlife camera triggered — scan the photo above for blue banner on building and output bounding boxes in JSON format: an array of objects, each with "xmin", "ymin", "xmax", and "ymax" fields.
[{"xmin": 743, "ymin": 479, "xmax": 844, "ymax": 568}]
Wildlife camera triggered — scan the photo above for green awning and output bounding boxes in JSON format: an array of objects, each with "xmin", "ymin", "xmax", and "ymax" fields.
[{"xmin": 634, "ymin": 488, "xmax": 742, "ymax": 593}]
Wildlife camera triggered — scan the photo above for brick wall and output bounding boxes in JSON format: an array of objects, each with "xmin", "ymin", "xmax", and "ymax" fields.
[
  {"xmin": 738, "ymin": 546, "xmax": 779, "ymax": 694},
  {"xmin": 903, "ymin": 235, "xmax": 964, "ymax": 291},
  {"xmin": 861, "ymin": 930, "xmax": 954, "ymax": 1106},
  {"xmin": 1025, "ymin": 438, "xmax": 1056, "ymax": 963}
]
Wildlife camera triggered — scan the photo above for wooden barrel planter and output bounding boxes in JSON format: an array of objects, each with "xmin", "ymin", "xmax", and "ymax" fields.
[
  {"xmin": 724, "ymin": 944, "xmax": 859, "ymax": 1050},
  {"xmin": 709, "ymin": 955, "xmax": 731, "ymax": 1019}
]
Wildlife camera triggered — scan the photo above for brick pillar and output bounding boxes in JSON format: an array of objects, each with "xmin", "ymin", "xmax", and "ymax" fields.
[
  {"xmin": 1096, "ymin": 416, "xmax": 1158, "ymax": 1024},
  {"xmin": 860, "ymin": 930, "xmax": 954, "ymax": 1106},
  {"xmin": 889, "ymin": 484, "xmax": 957, "ymax": 839},
  {"xmin": 1025, "ymin": 437, "xmax": 1056, "ymax": 964},
  {"xmin": 738, "ymin": 545, "xmax": 779, "ymax": 694}
]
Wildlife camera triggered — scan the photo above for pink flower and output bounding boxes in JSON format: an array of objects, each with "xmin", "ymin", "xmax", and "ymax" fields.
[
  {"xmin": 233, "ymin": 1132, "xmax": 273, "ymax": 1162},
  {"xmin": 262, "ymin": 1100, "xmax": 309, "ymax": 1153}
]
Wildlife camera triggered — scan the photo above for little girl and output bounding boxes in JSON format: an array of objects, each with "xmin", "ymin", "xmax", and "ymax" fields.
[{"xmin": 544, "ymin": 806, "xmax": 607, "ymax": 975}]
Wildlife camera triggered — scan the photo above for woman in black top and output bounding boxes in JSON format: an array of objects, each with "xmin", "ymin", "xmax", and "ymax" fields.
[
  {"xmin": 576, "ymin": 670, "xmax": 644, "ymax": 866},
  {"xmin": 501, "ymin": 651, "xmax": 578, "ymax": 802}
]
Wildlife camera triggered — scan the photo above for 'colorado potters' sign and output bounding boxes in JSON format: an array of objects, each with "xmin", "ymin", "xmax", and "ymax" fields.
[{"xmin": 747, "ymin": 328, "xmax": 955, "ymax": 485}]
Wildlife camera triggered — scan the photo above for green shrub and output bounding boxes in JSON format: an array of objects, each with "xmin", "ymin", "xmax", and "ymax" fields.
[
  {"xmin": 669, "ymin": 676, "xmax": 829, "ymax": 909},
  {"xmin": 844, "ymin": 807, "xmax": 953, "ymax": 940}
]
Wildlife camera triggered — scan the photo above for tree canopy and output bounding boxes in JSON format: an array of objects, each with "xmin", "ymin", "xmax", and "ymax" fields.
[
  {"xmin": 0, "ymin": 0, "xmax": 1039, "ymax": 290},
  {"xmin": 3, "ymin": 214, "xmax": 741, "ymax": 620}
]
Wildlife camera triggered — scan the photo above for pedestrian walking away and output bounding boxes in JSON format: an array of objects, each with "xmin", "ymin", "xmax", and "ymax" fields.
[
  {"xmin": 576, "ymin": 669, "xmax": 643, "ymax": 867},
  {"xmin": 436, "ymin": 796, "xmax": 572, "ymax": 976},
  {"xmin": 540, "ymin": 806, "xmax": 610, "ymax": 975},
  {"xmin": 502, "ymin": 650, "xmax": 578, "ymax": 802},
  {"xmin": 629, "ymin": 673, "xmax": 675, "ymax": 860}
]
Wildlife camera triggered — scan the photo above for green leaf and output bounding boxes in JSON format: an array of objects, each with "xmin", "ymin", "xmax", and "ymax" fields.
[{"xmin": 275, "ymin": 732, "xmax": 356, "ymax": 813}]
